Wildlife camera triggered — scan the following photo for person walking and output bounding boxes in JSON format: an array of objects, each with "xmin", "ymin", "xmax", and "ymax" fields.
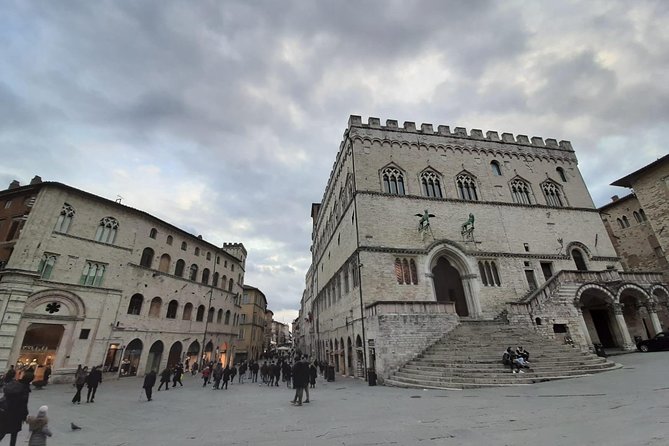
[
  {"xmin": 230, "ymin": 365, "xmax": 237, "ymax": 385},
  {"xmin": 251, "ymin": 361, "xmax": 259, "ymax": 383},
  {"xmin": 212, "ymin": 364, "xmax": 222, "ymax": 390},
  {"xmin": 309, "ymin": 361, "xmax": 317, "ymax": 389},
  {"xmin": 143, "ymin": 370, "xmax": 157, "ymax": 401},
  {"xmin": 222, "ymin": 365, "xmax": 231, "ymax": 390},
  {"xmin": 26, "ymin": 405, "xmax": 52, "ymax": 446},
  {"xmin": 282, "ymin": 361, "xmax": 292, "ymax": 388},
  {"xmin": 172, "ymin": 364, "xmax": 183, "ymax": 388},
  {"xmin": 291, "ymin": 356, "xmax": 309, "ymax": 406},
  {"xmin": 71, "ymin": 366, "xmax": 88, "ymax": 404},
  {"xmin": 0, "ymin": 370, "xmax": 30, "ymax": 446},
  {"xmin": 157, "ymin": 367, "xmax": 171, "ymax": 391},
  {"xmin": 201, "ymin": 366, "xmax": 210, "ymax": 387},
  {"xmin": 238, "ymin": 362, "xmax": 246, "ymax": 383},
  {"xmin": 191, "ymin": 362, "xmax": 199, "ymax": 376},
  {"xmin": 85, "ymin": 366, "xmax": 102, "ymax": 403}
]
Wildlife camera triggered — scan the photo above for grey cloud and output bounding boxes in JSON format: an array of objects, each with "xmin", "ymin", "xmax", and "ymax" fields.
[{"xmin": 1, "ymin": 0, "xmax": 667, "ymax": 314}]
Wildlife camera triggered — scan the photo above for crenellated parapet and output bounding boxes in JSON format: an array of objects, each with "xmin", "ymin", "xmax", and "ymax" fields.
[{"xmin": 347, "ymin": 115, "xmax": 574, "ymax": 152}]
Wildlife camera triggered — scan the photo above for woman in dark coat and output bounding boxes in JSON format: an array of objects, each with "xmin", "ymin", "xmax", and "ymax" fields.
[{"xmin": 0, "ymin": 370, "xmax": 30, "ymax": 446}]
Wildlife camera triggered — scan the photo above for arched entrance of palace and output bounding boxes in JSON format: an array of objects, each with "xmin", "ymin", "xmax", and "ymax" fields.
[
  {"xmin": 167, "ymin": 341, "xmax": 183, "ymax": 368},
  {"xmin": 619, "ymin": 286, "xmax": 654, "ymax": 340},
  {"xmin": 579, "ymin": 288, "xmax": 618, "ymax": 348},
  {"xmin": 17, "ymin": 324, "xmax": 64, "ymax": 381},
  {"xmin": 121, "ymin": 338, "xmax": 142, "ymax": 377},
  {"xmin": 145, "ymin": 341, "xmax": 164, "ymax": 373},
  {"xmin": 347, "ymin": 337, "xmax": 353, "ymax": 376},
  {"xmin": 432, "ymin": 257, "xmax": 468, "ymax": 316}
]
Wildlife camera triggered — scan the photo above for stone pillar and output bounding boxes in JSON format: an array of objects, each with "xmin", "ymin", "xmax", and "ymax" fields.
[
  {"xmin": 647, "ymin": 303, "xmax": 663, "ymax": 335},
  {"xmin": 575, "ymin": 307, "xmax": 593, "ymax": 348},
  {"xmin": 462, "ymin": 274, "xmax": 482, "ymax": 318},
  {"xmin": 613, "ymin": 304, "xmax": 635, "ymax": 350}
]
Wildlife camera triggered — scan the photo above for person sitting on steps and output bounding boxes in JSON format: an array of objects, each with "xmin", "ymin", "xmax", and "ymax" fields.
[
  {"xmin": 503, "ymin": 347, "xmax": 525, "ymax": 374},
  {"xmin": 515, "ymin": 346, "xmax": 530, "ymax": 363}
]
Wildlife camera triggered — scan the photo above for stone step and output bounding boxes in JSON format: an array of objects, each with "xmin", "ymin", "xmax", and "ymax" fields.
[
  {"xmin": 397, "ymin": 363, "xmax": 616, "ymax": 379},
  {"xmin": 388, "ymin": 318, "xmax": 618, "ymax": 390},
  {"xmin": 403, "ymin": 362, "xmax": 612, "ymax": 373}
]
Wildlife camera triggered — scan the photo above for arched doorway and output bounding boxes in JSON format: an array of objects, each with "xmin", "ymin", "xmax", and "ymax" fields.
[
  {"xmin": 432, "ymin": 256, "xmax": 468, "ymax": 316},
  {"xmin": 620, "ymin": 293, "xmax": 651, "ymax": 340},
  {"xmin": 17, "ymin": 324, "xmax": 65, "ymax": 381},
  {"xmin": 203, "ymin": 341, "xmax": 214, "ymax": 365},
  {"xmin": 339, "ymin": 337, "xmax": 345, "ymax": 375},
  {"xmin": 186, "ymin": 341, "xmax": 200, "ymax": 368},
  {"xmin": 167, "ymin": 341, "xmax": 183, "ymax": 367},
  {"xmin": 146, "ymin": 340, "xmax": 164, "ymax": 373},
  {"xmin": 579, "ymin": 290, "xmax": 618, "ymax": 348},
  {"xmin": 121, "ymin": 338, "xmax": 143, "ymax": 377}
]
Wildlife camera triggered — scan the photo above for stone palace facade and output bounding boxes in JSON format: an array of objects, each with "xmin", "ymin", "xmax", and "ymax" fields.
[
  {"xmin": 295, "ymin": 116, "xmax": 669, "ymax": 381},
  {"xmin": 0, "ymin": 179, "xmax": 246, "ymax": 382}
]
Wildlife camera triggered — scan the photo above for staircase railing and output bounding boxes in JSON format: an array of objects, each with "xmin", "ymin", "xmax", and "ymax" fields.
[{"xmin": 508, "ymin": 269, "xmax": 627, "ymax": 314}]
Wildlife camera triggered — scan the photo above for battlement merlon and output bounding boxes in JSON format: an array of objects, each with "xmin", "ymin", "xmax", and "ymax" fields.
[
  {"xmin": 222, "ymin": 242, "xmax": 248, "ymax": 264},
  {"xmin": 347, "ymin": 115, "xmax": 574, "ymax": 153}
]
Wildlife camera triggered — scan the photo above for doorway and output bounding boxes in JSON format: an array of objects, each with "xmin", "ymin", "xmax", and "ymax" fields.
[
  {"xmin": 17, "ymin": 324, "xmax": 65, "ymax": 381},
  {"xmin": 590, "ymin": 310, "xmax": 615, "ymax": 348},
  {"xmin": 432, "ymin": 257, "xmax": 468, "ymax": 316},
  {"xmin": 145, "ymin": 341, "xmax": 164, "ymax": 373}
]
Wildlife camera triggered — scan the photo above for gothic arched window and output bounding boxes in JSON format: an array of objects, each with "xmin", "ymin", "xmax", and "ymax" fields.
[
  {"xmin": 94, "ymin": 217, "xmax": 119, "ymax": 244},
  {"xmin": 55, "ymin": 203, "xmax": 75, "ymax": 233},
  {"xmin": 381, "ymin": 166, "xmax": 406, "ymax": 195},
  {"xmin": 166, "ymin": 300, "xmax": 178, "ymax": 319},
  {"xmin": 541, "ymin": 181, "xmax": 565, "ymax": 207},
  {"xmin": 420, "ymin": 171, "xmax": 443, "ymax": 198},
  {"xmin": 510, "ymin": 179, "xmax": 532, "ymax": 205},
  {"xmin": 174, "ymin": 259, "xmax": 185, "ymax": 277},
  {"xmin": 189, "ymin": 264, "xmax": 198, "ymax": 281},
  {"xmin": 456, "ymin": 173, "xmax": 479, "ymax": 201},
  {"xmin": 127, "ymin": 294, "xmax": 143, "ymax": 315}
]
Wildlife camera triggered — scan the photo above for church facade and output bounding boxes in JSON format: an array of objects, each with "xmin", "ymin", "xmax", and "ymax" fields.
[
  {"xmin": 297, "ymin": 116, "xmax": 668, "ymax": 381},
  {"xmin": 0, "ymin": 179, "xmax": 246, "ymax": 382}
]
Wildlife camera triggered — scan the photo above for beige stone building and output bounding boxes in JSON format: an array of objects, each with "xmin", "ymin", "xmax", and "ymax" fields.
[
  {"xmin": 601, "ymin": 155, "xmax": 669, "ymax": 277},
  {"xmin": 237, "ymin": 285, "xmax": 268, "ymax": 362},
  {"xmin": 0, "ymin": 179, "xmax": 246, "ymax": 382},
  {"xmin": 298, "ymin": 115, "xmax": 669, "ymax": 381}
]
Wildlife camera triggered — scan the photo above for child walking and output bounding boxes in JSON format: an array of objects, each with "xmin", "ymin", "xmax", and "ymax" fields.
[{"xmin": 26, "ymin": 405, "xmax": 52, "ymax": 446}]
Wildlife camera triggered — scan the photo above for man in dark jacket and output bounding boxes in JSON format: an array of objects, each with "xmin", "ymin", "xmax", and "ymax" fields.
[
  {"xmin": 143, "ymin": 370, "xmax": 157, "ymax": 401},
  {"xmin": 86, "ymin": 366, "xmax": 102, "ymax": 403},
  {"xmin": 291, "ymin": 356, "xmax": 309, "ymax": 406},
  {"xmin": 157, "ymin": 367, "xmax": 171, "ymax": 391},
  {"xmin": 0, "ymin": 370, "xmax": 29, "ymax": 446}
]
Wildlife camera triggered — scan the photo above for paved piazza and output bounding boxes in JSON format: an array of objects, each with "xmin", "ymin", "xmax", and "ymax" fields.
[{"xmin": 17, "ymin": 353, "xmax": 668, "ymax": 446}]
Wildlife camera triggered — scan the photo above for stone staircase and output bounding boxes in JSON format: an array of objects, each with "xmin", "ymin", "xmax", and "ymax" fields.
[{"xmin": 385, "ymin": 320, "xmax": 620, "ymax": 390}]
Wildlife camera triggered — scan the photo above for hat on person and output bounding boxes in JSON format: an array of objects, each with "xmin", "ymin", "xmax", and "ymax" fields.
[{"xmin": 38, "ymin": 405, "xmax": 48, "ymax": 416}]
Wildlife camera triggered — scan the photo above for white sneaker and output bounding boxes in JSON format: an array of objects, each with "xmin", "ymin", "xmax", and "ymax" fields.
[
  {"xmin": 512, "ymin": 370, "xmax": 517, "ymax": 374},
  {"xmin": 519, "ymin": 370, "xmax": 525, "ymax": 374}
]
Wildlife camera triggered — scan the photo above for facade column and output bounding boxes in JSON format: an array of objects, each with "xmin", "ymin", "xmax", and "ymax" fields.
[
  {"xmin": 461, "ymin": 274, "xmax": 482, "ymax": 318},
  {"xmin": 575, "ymin": 307, "xmax": 593, "ymax": 348},
  {"xmin": 647, "ymin": 303, "xmax": 663, "ymax": 335},
  {"xmin": 612, "ymin": 303, "xmax": 635, "ymax": 350}
]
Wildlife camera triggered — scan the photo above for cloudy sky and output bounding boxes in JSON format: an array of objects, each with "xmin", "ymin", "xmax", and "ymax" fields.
[{"xmin": 2, "ymin": 1, "xmax": 667, "ymax": 325}]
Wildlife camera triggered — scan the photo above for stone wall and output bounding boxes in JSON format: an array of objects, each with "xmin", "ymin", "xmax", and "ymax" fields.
[{"xmin": 365, "ymin": 301, "xmax": 459, "ymax": 380}]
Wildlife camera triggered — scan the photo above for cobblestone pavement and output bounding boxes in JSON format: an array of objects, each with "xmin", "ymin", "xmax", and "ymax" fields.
[{"xmin": 14, "ymin": 353, "xmax": 669, "ymax": 446}]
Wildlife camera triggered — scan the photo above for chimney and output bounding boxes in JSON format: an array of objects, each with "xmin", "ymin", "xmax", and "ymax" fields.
[
  {"xmin": 611, "ymin": 195, "xmax": 619, "ymax": 202},
  {"xmin": 8, "ymin": 180, "xmax": 20, "ymax": 190},
  {"xmin": 30, "ymin": 175, "xmax": 42, "ymax": 185}
]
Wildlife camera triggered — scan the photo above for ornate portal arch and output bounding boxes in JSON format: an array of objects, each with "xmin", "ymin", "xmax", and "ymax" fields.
[
  {"xmin": 425, "ymin": 240, "xmax": 481, "ymax": 317},
  {"xmin": 23, "ymin": 289, "xmax": 86, "ymax": 320}
]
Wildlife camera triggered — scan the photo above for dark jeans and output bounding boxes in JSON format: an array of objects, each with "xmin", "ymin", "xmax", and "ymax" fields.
[
  {"xmin": 172, "ymin": 377, "xmax": 182, "ymax": 387},
  {"xmin": 144, "ymin": 387, "xmax": 153, "ymax": 401},
  {"xmin": 158, "ymin": 380, "xmax": 169, "ymax": 391},
  {"xmin": 0, "ymin": 432, "xmax": 18, "ymax": 446},
  {"xmin": 87, "ymin": 385, "xmax": 98, "ymax": 402},
  {"xmin": 72, "ymin": 384, "xmax": 84, "ymax": 403},
  {"xmin": 292, "ymin": 386, "xmax": 303, "ymax": 405}
]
